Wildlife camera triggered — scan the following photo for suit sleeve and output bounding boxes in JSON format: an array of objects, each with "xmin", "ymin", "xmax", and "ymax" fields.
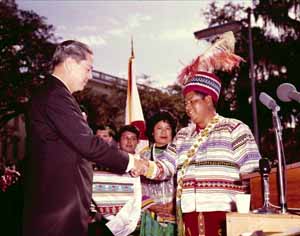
[{"xmin": 45, "ymin": 89, "xmax": 129, "ymax": 174}]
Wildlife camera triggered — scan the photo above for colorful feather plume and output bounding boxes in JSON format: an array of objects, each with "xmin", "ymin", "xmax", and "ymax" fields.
[{"xmin": 178, "ymin": 31, "xmax": 245, "ymax": 85}]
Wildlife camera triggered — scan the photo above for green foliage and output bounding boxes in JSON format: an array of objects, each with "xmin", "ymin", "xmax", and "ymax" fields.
[
  {"xmin": 75, "ymin": 82, "xmax": 187, "ymax": 131},
  {"xmin": 0, "ymin": 0, "xmax": 57, "ymax": 126},
  {"xmin": 140, "ymin": 84, "xmax": 188, "ymax": 129},
  {"xmin": 0, "ymin": 0, "xmax": 186, "ymax": 137},
  {"xmin": 74, "ymin": 82, "xmax": 127, "ymax": 129},
  {"xmin": 204, "ymin": 0, "xmax": 300, "ymax": 164},
  {"xmin": 203, "ymin": 2, "xmax": 247, "ymax": 25},
  {"xmin": 254, "ymin": 1, "xmax": 300, "ymax": 40}
]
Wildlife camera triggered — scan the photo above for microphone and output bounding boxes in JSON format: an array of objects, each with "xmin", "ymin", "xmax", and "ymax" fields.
[
  {"xmin": 277, "ymin": 83, "xmax": 300, "ymax": 103},
  {"xmin": 259, "ymin": 158, "xmax": 271, "ymax": 175},
  {"xmin": 252, "ymin": 158, "xmax": 278, "ymax": 214},
  {"xmin": 259, "ymin": 92, "xmax": 280, "ymax": 111}
]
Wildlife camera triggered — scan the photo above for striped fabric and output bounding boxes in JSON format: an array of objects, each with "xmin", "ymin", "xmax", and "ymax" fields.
[
  {"xmin": 140, "ymin": 146, "xmax": 176, "ymax": 223},
  {"xmin": 161, "ymin": 115, "xmax": 261, "ymax": 213},
  {"xmin": 182, "ymin": 71, "xmax": 221, "ymax": 103},
  {"xmin": 92, "ymin": 171, "xmax": 135, "ymax": 217}
]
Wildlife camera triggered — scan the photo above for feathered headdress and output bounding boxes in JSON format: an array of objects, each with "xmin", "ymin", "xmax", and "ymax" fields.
[{"xmin": 178, "ymin": 31, "xmax": 245, "ymax": 86}]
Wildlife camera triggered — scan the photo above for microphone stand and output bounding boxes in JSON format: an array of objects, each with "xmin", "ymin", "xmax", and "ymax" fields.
[
  {"xmin": 272, "ymin": 106, "xmax": 288, "ymax": 214},
  {"xmin": 252, "ymin": 158, "xmax": 278, "ymax": 214}
]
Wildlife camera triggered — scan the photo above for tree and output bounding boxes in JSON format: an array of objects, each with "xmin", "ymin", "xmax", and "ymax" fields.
[
  {"xmin": 0, "ymin": 0, "xmax": 186, "ymax": 145},
  {"xmin": 75, "ymin": 82, "xmax": 187, "ymax": 133},
  {"xmin": 0, "ymin": 0, "xmax": 57, "ymax": 127},
  {"xmin": 141, "ymin": 84, "xmax": 188, "ymax": 129},
  {"xmin": 203, "ymin": 1, "xmax": 300, "ymax": 164},
  {"xmin": 1, "ymin": 2, "xmax": 58, "ymax": 233},
  {"xmin": 74, "ymin": 83, "xmax": 128, "ymax": 129}
]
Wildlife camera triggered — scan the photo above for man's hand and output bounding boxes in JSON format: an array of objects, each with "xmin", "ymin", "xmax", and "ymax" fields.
[{"xmin": 130, "ymin": 159, "xmax": 149, "ymax": 177}]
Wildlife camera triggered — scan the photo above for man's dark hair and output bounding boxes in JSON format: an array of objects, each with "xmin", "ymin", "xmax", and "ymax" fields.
[
  {"xmin": 51, "ymin": 40, "xmax": 93, "ymax": 70},
  {"xmin": 92, "ymin": 124, "xmax": 116, "ymax": 139},
  {"xmin": 146, "ymin": 110, "xmax": 177, "ymax": 143},
  {"xmin": 118, "ymin": 125, "xmax": 140, "ymax": 141}
]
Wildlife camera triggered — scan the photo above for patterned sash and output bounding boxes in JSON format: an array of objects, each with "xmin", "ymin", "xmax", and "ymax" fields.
[{"xmin": 176, "ymin": 115, "xmax": 220, "ymax": 236}]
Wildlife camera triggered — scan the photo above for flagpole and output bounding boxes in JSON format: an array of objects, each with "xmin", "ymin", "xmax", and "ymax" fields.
[{"xmin": 125, "ymin": 37, "xmax": 148, "ymax": 150}]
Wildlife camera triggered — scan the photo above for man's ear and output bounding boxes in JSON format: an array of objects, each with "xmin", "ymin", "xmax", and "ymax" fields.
[
  {"xmin": 204, "ymin": 95, "xmax": 214, "ymax": 108},
  {"xmin": 63, "ymin": 57, "xmax": 74, "ymax": 73}
]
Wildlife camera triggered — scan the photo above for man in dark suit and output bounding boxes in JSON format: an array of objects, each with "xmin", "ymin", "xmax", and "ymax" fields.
[{"xmin": 23, "ymin": 40, "xmax": 145, "ymax": 236}]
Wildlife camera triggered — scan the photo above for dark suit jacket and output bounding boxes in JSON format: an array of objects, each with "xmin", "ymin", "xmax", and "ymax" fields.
[{"xmin": 23, "ymin": 75, "xmax": 129, "ymax": 236}]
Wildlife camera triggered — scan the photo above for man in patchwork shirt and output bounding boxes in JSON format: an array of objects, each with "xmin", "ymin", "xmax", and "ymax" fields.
[{"xmin": 136, "ymin": 34, "xmax": 261, "ymax": 236}]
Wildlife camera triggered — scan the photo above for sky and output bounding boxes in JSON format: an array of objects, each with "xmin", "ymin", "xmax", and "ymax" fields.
[{"xmin": 17, "ymin": 0, "xmax": 252, "ymax": 88}]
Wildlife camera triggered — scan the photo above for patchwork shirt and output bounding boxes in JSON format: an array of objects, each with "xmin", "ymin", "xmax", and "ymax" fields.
[{"xmin": 147, "ymin": 115, "xmax": 261, "ymax": 213}]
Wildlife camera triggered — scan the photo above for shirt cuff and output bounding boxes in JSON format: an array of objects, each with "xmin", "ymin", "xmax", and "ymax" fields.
[{"xmin": 125, "ymin": 153, "xmax": 136, "ymax": 172}]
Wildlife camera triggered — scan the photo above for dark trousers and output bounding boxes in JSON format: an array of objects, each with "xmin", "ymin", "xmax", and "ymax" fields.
[{"xmin": 88, "ymin": 216, "xmax": 114, "ymax": 236}]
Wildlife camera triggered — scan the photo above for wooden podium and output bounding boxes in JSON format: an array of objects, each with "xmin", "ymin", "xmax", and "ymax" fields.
[
  {"xmin": 243, "ymin": 162, "xmax": 300, "ymax": 210},
  {"xmin": 227, "ymin": 163, "xmax": 300, "ymax": 235},
  {"xmin": 226, "ymin": 213, "xmax": 300, "ymax": 236}
]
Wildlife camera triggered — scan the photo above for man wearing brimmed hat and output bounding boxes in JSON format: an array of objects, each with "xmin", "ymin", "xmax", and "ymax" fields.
[{"xmin": 133, "ymin": 32, "xmax": 261, "ymax": 236}]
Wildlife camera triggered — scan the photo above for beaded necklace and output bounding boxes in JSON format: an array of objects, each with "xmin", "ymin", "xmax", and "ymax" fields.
[
  {"xmin": 176, "ymin": 114, "xmax": 220, "ymax": 200},
  {"xmin": 176, "ymin": 114, "xmax": 220, "ymax": 236}
]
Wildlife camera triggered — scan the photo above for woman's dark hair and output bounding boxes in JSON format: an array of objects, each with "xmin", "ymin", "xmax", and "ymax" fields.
[
  {"xmin": 146, "ymin": 110, "xmax": 177, "ymax": 143},
  {"xmin": 51, "ymin": 40, "xmax": 93, "ymax": 71}
]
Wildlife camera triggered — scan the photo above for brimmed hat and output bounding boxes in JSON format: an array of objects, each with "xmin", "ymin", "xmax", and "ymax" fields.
[{"xmin": 178, "ymin": 31, "xmax": 244, "ymax": 103}]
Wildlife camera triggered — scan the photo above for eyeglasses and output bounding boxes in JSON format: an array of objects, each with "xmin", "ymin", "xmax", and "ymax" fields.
[{"xmin": 184, "ymin": 97, "xmax": 203, "ymax": 107}]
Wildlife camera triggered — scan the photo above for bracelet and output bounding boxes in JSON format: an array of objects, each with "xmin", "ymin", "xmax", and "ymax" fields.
[{"xmin": 145, "ymin": 161, "xmax": 156, "ymax": 179}]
